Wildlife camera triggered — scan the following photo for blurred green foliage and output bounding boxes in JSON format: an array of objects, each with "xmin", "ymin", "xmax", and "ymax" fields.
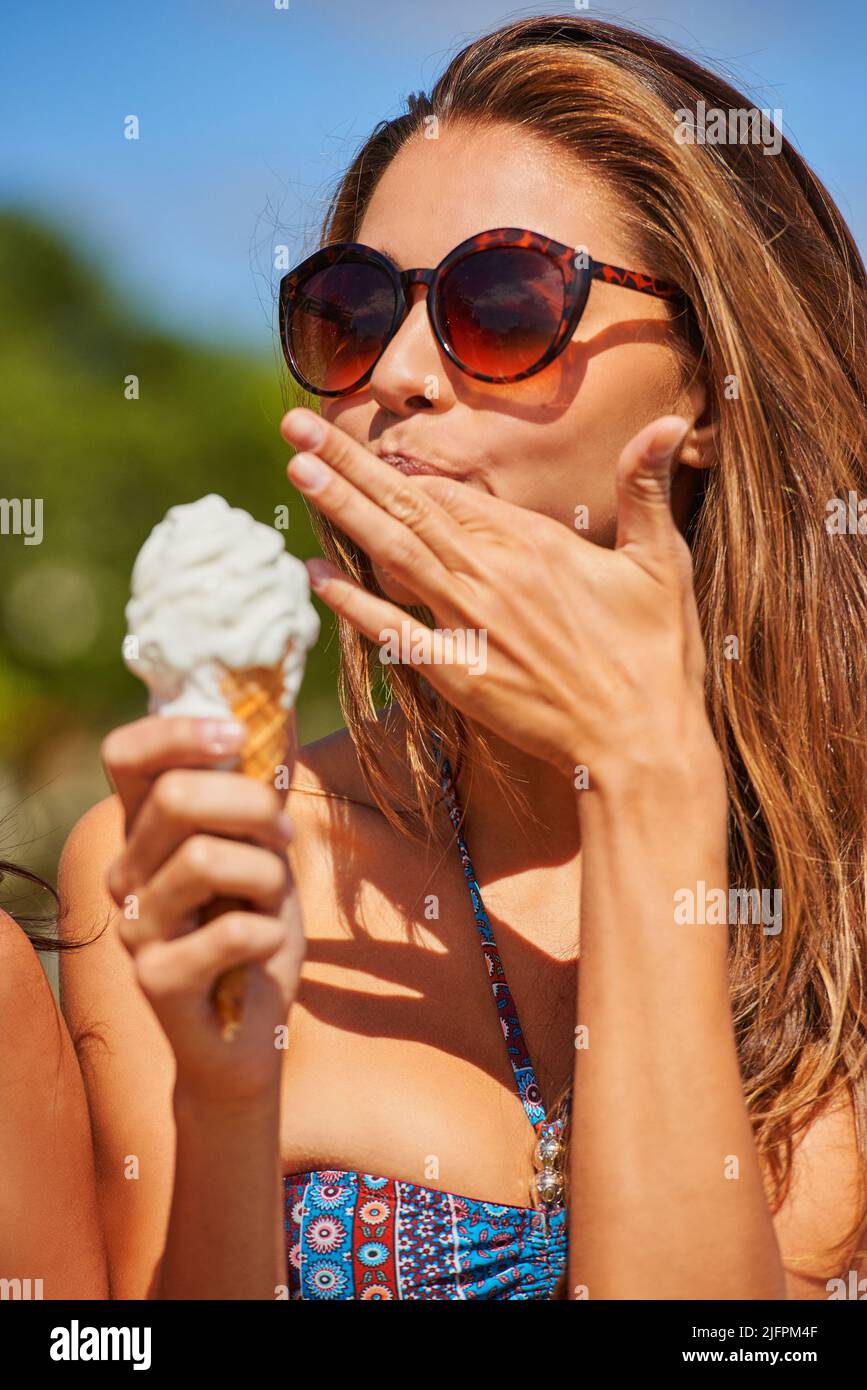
[{"xmin": 0, "ymin": 211, "xmax": 341, "ymax": 889}]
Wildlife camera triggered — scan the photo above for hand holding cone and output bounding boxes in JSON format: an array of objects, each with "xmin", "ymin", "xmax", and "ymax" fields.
[{"xmin": 123, "ymin": 495, "xmax": 320, "ymax": 1044}]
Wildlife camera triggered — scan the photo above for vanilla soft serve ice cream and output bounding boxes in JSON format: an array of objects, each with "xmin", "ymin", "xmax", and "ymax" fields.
[{"xmin": 124, "ymin": 494, "xmax": 320, "ymax": 718}]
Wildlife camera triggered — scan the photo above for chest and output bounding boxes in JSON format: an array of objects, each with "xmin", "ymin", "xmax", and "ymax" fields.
[{"xmin": 280, "ymin": 825, "xmax": 578, "ymax": 1206}]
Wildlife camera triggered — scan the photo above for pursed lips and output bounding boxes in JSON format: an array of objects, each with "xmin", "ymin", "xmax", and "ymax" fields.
[{"xmin": 377, "ymin": 451, "xmax": 467, "ymax": 480}]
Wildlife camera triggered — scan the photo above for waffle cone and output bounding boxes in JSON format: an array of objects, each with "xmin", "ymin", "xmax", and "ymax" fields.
[{"xmin": 208, "ymin": 656, "xmax": 292, "ymax": 1041}]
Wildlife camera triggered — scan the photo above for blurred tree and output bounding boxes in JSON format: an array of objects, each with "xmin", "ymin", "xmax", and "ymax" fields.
[{"xmin": 0, "ymin": 212, "xmax": 340, "ymax": 888}]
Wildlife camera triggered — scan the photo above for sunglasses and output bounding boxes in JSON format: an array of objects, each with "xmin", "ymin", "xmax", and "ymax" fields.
[{"xmin": 278, "ymin": 226, "xmax": 681, "ymax": 397}]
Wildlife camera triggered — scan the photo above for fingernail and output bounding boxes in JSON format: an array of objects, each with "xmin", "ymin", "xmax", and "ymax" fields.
[
  {"xmin": 291, "ymin": 452, "xmax": 330, "ymax": 492},
  {"xmin": 648, "ymin": 418, "xmax": 690, "ymax": 461},
  {"xmin": 200, "ymin": 719, "xmax": 246, "ymax": 751},
  {"xmin": 307, "ymin": 557, "xmax": 331, "ymax": 592},
  {"xmin": 287, "ymin": 411, "xmax": 325, "ymax": 449},
  {"xmin": 277, "ymin": 812, "xmax": 295, "ymax": 839}
]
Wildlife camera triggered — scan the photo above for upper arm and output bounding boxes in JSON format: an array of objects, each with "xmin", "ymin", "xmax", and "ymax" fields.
[
  {"xmin": 58, "ymin": 796, "xmax": 177, "ymax": 1299},
  {"xmin": 771, "ymin": 1093, "xmax": 866, "ymax": 1299},
  {"xmin": 0, "ymin": 910, "xmax": 108, "ymax": 1297}
]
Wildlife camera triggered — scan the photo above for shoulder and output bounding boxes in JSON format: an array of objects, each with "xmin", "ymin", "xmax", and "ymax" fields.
[
  {"xmin": 773, "ymin": 1089, "xmax": 866, "ymax": 1296},
  {"xmin": 0, "ymin": 911, "xmax": 108, "ymax": 1295},
  {"xmin": 289, "ymin": 708, "xmax": 416, "ymax": 830},
  {"xmin": 287, "ymin": 722, "xmax": 401, "ymax": 899},
  {"xmin": 59, "ymin": 793, "xmax": 125, "ymax": 878},
  {"xmin": 292, "ymin": 726, "xmax": 380, "ymax": 809},
  {"xmin": 0, "ymin": 907, "xmax": 84, "ymax": 1082},
  {"xmin": 286, "ymin": 716, "xmax": 444, "ymax": 942},
  {"xmin": 0, "ymin": 907, "xmax": 55, "ymax": 1025},
  {"xmin": 56, "ymin": 795, "xmax": 155, "ymax": 1062},
  {"xmin": 0, "ymin": 907, "xmax": 84, "ymax": 1164},
  {"xmin": 57, "ymin": 794, "xmax": 125, "ymax": 965}
]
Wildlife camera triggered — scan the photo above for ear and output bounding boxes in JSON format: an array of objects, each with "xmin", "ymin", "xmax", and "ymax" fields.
[
  {"xmin": 677, "ymin": 421, "xmax": 717, "ymax": 470},
  {"xmin": 676, "ymin": 373, "xmax": 717, "ymax": 472}
]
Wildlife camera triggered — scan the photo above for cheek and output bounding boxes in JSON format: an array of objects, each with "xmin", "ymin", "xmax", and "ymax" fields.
[
  {"xmin": 482, "ymin": 344, "xmax": 683, "ymax": 544},
  {"xmin": 482, "ymin": 410, "xmax": 621, "ymax": 546}
]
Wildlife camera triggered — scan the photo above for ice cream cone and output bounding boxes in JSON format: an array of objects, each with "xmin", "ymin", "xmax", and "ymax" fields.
[
  {"xmin": 208, "ymin": 657, "xmax": 293, "ymax": 1041},
  {"xmin": 124, "ymin": 496, "xmax": 319, "ymax": 1045}
]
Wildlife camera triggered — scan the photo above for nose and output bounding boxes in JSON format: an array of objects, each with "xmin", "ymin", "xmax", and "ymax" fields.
[{"xmin": 367, "ymin": 281, "xmax": 455, "ymax": 415}]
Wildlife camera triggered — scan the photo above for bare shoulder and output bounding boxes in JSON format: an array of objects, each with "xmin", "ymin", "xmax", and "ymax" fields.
[
  {"xmin": 286, "ymin": 715, "xmax": 443, "ymax": 947},
  {"xmin": 773, "ymin": 1089, "xmax": 866, "ymax": 1297},
  {"xmin": 0, "ymin": 905, "xmax": 70, "ymax": 1084},
  {"xmin": 0, "ymin": 904, "xmax": 79, "ymax": 1118},
  {"xmin": 58, "ymin": 798, "xmax": 175, "ymax": 1299},
  {"xmin": 293, "ymin": 727, "xmax": 371, "ymax": 799},
  {"xmin": 60, "ymin": 792, "xmax": 125, "ymax": 884},
  {"xmin": 291, "ymin": 721, "xmax": 388, "ymax": 811},
  {"xmin": 0, "ymin": 910, "xmax": 108, "ymax": 1296},
  {"xmin": 58, "ymin": 791, "xmax": 173, "ymax": 1087},
  {"xmin": 288, "ymin": 714, "xmax": 411, "ymax": 853},
  {"xmin": 57, "ymin": 793, "xmax": 133, "ymax": 1031},
  {"xmin": 0, "ymin": 907, "xmax": 60, "ymax": 1044}
]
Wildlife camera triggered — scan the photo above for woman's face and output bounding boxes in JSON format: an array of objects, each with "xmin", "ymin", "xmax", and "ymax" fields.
[{"xmin": 321, "ymin": 121, "xmax": 706, "ymax": 604}]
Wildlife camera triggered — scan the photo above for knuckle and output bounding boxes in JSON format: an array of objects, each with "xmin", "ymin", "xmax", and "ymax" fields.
[
  {"xmin": 182, "ymin": 834, "xmax": 215, "ymax": 877},
  {"xmin": 388, "ymin": 481, "xmax": 427, "ymax": 527},
  {"xmin": 628, "ymin": 470, "xmax": 670, "ymax": 504},
  {"xmin": 106, "ymin": 858, "xmax": 129, "ymax": 905},
  {"xmin": 216, "ymin": 912, "xmax": 251, "ymax": 949},
  {"xmin": 100, "ymin": 728, "xmax": 127, "ymax": 772},
  {"xmin": 383, "ymin": 533, "xmax": 418, "ymax": 575},
  {"xmin": 135, "ymin": 944, "xmax": 177, "ymax": 999},
  {"xmin": 154, "ymin": 770, "xmax": 189, "ymax": 821}
]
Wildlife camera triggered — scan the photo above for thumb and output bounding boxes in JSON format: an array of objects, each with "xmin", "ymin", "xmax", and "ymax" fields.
[{"xmin": 615, "ymin": 415, "xmax": 690, "ymax": 566}]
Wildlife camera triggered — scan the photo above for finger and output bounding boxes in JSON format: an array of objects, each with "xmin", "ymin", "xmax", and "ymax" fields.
[
  {"xmin": 289, "ymin": 450, "xmax": 456, "ymax": 602},
  {"xmin": 306, "ymin": 560, "xmax": 475, "ymax": 707},
  {"xmin": 411, "ymin": 474, "xmax": 521, "ymax": 532},
  {"xmin": 114, "ymin": 769, "xmax": 291, "ymax": 891},
  {"xmin": 614, "ymin": 415, "xmax": 690, "ymax": 579},
  {"xmin": 135, "ymin": 911, "xmax": 293, "ymax": 1003},
  {"xmin": 282, "ymin": 407, "xmax": 467, "ymax": 568},
  {"xmin": 120, "ymin": 837, "xmax": 291, "ymax": 948},
  {"xmin": 110, "ymin": 773, "xmax": 293, "ymax": 906},
  {"xmin": 306, "ymin": 559, "xmax": 462, "ymax": 688},
  {"xmin": 305, "ymin": 557, "xmax": 480, "ymax": 701},
  {"xmin": 102, "ymin": 716, "xmax": 247, "ymax": 827},
  {"xmin": 305, "ymin": 559, "xmax": 432, "ymax": 648}
]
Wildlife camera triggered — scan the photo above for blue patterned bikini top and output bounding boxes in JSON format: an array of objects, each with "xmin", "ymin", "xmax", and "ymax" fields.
[{"xmin": 283, "ymin": 747, "xmax": 568, "ymax": 1299}]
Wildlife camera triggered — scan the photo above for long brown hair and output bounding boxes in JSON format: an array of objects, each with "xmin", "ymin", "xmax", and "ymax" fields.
[{"xmin": 301, "ymin": 16, "xmax": 867, "ymax": 1273}]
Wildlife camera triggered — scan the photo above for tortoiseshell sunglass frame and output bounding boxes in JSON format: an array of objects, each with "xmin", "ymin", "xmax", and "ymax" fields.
[{"xmin": 278, "ymin": 226, "xmax": 683, "ymax": 397}]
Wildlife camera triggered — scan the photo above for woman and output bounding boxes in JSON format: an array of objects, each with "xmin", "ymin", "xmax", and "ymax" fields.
[
  {"xmin": 0, "ymin": 861, "xmax": 107, "ymax": 1298},
  {"xmin": 60, "ymin": 17, "xmax": 865, "ymax": 1299}
]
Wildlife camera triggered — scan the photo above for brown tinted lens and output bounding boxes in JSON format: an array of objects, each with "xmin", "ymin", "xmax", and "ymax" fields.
[
  {"xmin": 288, "ymin": 260, "xmax": 396, "ymax": 392},
  {"xmin": 439, "ymin": 246, "xmax": 565, "ymax": 378}
]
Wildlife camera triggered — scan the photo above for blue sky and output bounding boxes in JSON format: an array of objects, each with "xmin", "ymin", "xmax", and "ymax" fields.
[{"xmin": 3, "ymin": 0, "xmax": 864, "ymax": 351}]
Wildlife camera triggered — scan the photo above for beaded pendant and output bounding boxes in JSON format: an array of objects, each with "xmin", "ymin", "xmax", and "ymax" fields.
[{"xmin": 533, "ymin": 1117, "xmax": 566, "ymax": 1210}]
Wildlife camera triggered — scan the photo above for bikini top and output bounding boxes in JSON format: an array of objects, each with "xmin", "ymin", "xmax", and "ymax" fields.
[{"xmin": 283, "ymin": 746, "xmax": 569, "ymax": 1300}]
